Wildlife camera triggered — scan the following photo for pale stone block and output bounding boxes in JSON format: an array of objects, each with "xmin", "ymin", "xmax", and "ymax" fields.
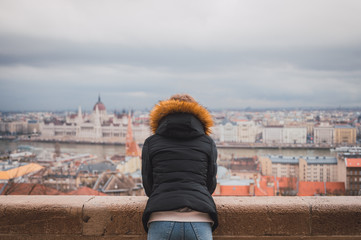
[
  {"xmin": 82, "ymin": 196, "xmax": 147, "ymax": 236},
  {"xmin": 302, "ymin": 196, "xmax": 361, "ymax": 236},
  {"xmin": 213, "ymin": 197, "xmax": 310, "ymax": 236},
  {"xmin": 0, "ymin": 196, "xmax": 89, "ymax": 235}
]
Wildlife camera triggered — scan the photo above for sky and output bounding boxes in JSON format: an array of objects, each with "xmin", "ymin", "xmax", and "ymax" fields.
[{"xmin": 1, "ymin": 0, "xmax": 361, "ymax": 112}]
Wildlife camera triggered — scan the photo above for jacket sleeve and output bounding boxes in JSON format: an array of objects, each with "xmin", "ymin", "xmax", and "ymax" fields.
[
  {"xmin": 141, "ymin": 138, "xmax": 153, "ymax": 197},
  {"xmin": 207, "ymin": 139, "xmax": 218, "ymax": 194}
]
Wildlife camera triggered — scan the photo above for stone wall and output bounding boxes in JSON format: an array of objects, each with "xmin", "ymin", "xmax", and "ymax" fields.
[{"xmin": 0, "ymin": 196, "xmax": 361, "ymax": 239}]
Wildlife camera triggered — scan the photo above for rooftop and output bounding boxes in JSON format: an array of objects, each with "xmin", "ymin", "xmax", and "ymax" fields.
[
  {"xmin": 298, "ymin": 182, "xmax": 345, "ymax": 196},
  {"xmin": 68, "ymin": 186, "xmax": 107, "ymax": 196},
  {"xmin": 345, "ymin": 158, "xmax": 361, "ymax": 168},
  {"xmin": 0, "ymin": 183, "xmax": 65, "ymax": 195},
  {"xmin": 334, "ymin": 125, "xmax": 355, "ymax": 129},
  {"xmin": 269, "ymin": 155, "xmax": 338, "ymax": 165},
  {"xmin": 0, "ymin": 163, "xmax": 44, "ymax": 180}
]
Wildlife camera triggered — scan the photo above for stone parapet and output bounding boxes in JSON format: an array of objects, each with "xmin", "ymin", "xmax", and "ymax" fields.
[{"xmin": 0, "ymin": 196, "xmax": 360, "ymax": 239}]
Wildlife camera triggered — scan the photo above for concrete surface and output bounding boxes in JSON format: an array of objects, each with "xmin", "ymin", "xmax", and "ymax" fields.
[{"xmin": 0, "ymin": 196, "xmax": 360, "ymax": 239}]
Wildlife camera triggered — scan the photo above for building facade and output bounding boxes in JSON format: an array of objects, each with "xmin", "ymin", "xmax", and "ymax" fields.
[
  {"xmin": 237, "ymin": 121, "xmax": 260, "ymax": 143},
  {"xmin": 298, "ymin": 157, "xmax": 338, "ymax": 182},
  {"xmin": 40, "ymin": 97, "xmax": 151, "ymax": 144},
  {"xmin": 334, "ymin": 125, "xmax": 356, "ymax": 145},
  {"xmin": 345, "ymin": 158, "xmax": 361, "ymax": 195},
  {"xmin": 314, "ymin": 123, "xmax": 334, "ymax": 144},
  {"xmin": 0, "ymin": 121, "xmax": 29, "ymax": 135},
  {"xmin": 263, "ymin": 126, "xmax": 283, "ymax": 144},
  {"xmin": 283, "ymin": 127, "xmax": 307, "ymax": 144},
  {"xmin": 259, "ymin": 156, "xmax": 339, "ymax": 182},
  {"xmin": 219, "ymin": 122, "xmax": 238, "ymax": 142}
]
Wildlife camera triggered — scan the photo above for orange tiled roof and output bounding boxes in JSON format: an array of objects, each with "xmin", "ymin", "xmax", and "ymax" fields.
[
  {"xmin": 216, "ymin": 176, "xmax": 299, "ymax": 196},
  {"xmin": 0, "ymin": 163, "xmax": 44, "ymax": 180},
  {"xmin": 298, "ymin": 182, "xmax": 324, "ymax": 196},
  {"xmin": 298, "ymin": 182, "xmax": 345, "ymax": 196},
  {"xmin": 220, "ymin": 185, "xmax": 250, "ymax": 196},
  {"xmin": 0, "ymin": 183, "xmax": 65, "ymax": 195},
  {"xmin": 126, "ymin": 141, "xmax": 141, "ymax": 157},
  {"xmin": 325, "ymin": 182, "xmax": 345, "ymax": 195},
  {"xmin": 277, "ymin": 176, "xmax": 297, "ymax": 189},
  {"xmin": 346, "ymin": 158, "xmax": 361, "ymax": 168},
  {"xmin": 257, "ymin": 177, "xmax": 274, "ymax": 196},
  {"xmin": 259, "ymin": 176, "xmax": 297, "ymax": 194},
  {"xmin": 255, "ymin": 185, "xmax": 269, "ymax": 196},
  {"xmin": 67, "ymin": 186, "xmax": 107, "ymax": 196}
]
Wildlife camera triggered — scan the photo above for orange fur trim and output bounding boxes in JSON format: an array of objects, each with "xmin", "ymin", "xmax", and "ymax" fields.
[{"xmin": 149, "ymin": 100, "xmax": 213, "ymax": 135}]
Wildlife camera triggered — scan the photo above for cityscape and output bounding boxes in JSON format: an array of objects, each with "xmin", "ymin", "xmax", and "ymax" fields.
[
  {"xmin": 1, "ymin": 96, "xmax": 360, "ymax": 197},
  {"xmin": 1, "ymin": 1, "xmax": 361, "ymax": 239}
]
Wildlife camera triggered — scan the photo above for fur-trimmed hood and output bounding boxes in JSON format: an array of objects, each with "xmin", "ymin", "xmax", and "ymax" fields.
[{"xmin": 149, "ymin": 99, "xmax": 213, "ymax": 136}]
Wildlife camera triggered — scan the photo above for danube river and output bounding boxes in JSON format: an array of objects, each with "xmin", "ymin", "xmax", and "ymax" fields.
[{"xmin": 0, "ymin": 139, "xmax": 335, "ymax": 159}]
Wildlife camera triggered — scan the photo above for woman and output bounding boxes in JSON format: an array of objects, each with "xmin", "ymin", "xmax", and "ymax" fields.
[{"xmin": 142, "ymin": 94, "xmax": 218, "ymax": 240}]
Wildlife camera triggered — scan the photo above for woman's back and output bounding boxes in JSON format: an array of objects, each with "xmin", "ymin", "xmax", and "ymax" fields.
[{"xmin": 142, "ymin": 95, "xmax": 218, "ymax": 239}]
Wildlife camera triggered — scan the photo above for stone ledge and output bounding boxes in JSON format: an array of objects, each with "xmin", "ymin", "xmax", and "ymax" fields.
[{"xmin": 0, "ymin": 196, "xmax": 360, "ymax": 239}]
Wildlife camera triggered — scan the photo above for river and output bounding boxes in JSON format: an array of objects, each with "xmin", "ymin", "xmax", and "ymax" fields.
[{"xmin": 0, "ymin": 139, "xmax": 335, "ymax": 160}]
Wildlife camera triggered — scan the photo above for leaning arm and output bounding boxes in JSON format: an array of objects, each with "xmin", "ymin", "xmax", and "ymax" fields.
[
  {"xmin": 141, "ymin": 138, "xmax": 153, "ymax": 197},
  {"xmin": 207, "ymin": 139, "xmax": 218, "ymax": 194}
]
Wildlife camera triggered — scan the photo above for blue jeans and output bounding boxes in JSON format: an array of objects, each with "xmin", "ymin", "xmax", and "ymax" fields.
[{"xmin": 147, "ymin": 221, "xmax": 213, "ymax": 240}]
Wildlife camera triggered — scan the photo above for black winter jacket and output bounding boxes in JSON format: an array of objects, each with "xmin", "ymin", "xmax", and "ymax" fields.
[{"xmin": 141, "ymin": 101, "xmax": 218, "ymax": 232}]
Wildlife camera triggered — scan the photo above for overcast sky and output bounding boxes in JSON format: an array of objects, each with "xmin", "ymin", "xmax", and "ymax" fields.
[{"xmin": 1, "ymin": 0, "xmax": 361, "ymax": 112}]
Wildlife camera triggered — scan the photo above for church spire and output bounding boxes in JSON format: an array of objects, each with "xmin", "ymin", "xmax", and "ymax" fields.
[
  {"xmin": 126, "ymin": 112, "xmax": 133, "ymax": 147},
  {"xmin": 77, "ymin": 106, "xmax": 83, "ymax": 123},
  {"xmin": 125, "ymin": 112, "xmax": 141, "ymax": 157},
  {"xmin": 94, "ymin": 105, "xmax": 101, "ymax": 126}
]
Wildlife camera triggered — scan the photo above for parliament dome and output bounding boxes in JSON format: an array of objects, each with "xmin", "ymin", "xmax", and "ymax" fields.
[{"xmin": 93, "ymin": 95, "xmax": 106, "ymax": 111}]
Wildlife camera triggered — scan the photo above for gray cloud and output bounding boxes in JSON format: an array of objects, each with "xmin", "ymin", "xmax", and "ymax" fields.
[{"xmin": 1, "ymin": 0, "xmax": 361, "ymax": 111}]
